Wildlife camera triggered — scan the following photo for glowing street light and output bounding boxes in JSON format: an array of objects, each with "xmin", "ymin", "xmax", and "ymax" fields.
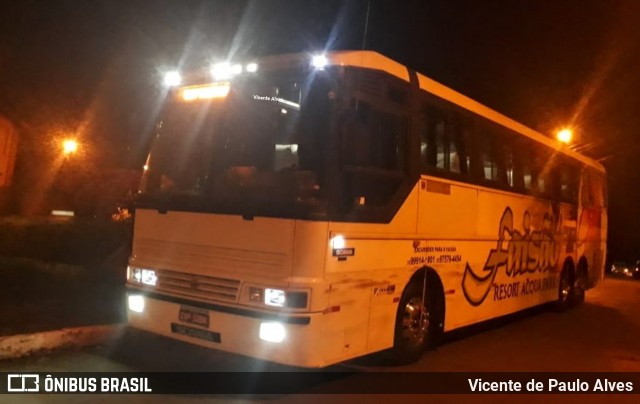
[
  {"xmin": 62, "ymin": 138, "xmax": 78, "ymax": 155},
  {"xmin": 556, "ymin": 128, "xmax": 573, "ymax": 144}
]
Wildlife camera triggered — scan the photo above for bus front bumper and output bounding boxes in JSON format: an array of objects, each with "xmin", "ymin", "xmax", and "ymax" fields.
[{"xmin": 125, "ymin": 290, "xmax": 332, "ymax": 368}]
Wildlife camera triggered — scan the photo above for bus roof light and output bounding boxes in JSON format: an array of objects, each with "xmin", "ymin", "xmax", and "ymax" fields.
[
  {"xmin": 181, "ymin": 83, "xmax": 230, "ymax": 101},
  {"xmin": 163, "ymin": 71, "xmax": 182, "ymax": 87},
  {"xmin": 311, "ymin": 54, "xmax": 328, "ymax": 70},
  {"xmin": 212, "ymin": 62, "xmax": 232, "ymax": 80}
]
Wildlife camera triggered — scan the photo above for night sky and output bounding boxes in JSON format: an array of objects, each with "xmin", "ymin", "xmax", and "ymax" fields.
[{"xmin": 1, "ymin": 0, "xmax": 639, "ymax": 262}]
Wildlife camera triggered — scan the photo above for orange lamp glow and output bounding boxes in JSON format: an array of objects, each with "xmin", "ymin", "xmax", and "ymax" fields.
[
  {"xmin": 556, "ymin": 129, "xmax": 573, "ymax": 144},
  {"xmin": 181, "ymin": 83, "xmax": 230, "ymax": 101},
  {"xmin": 62, "ymin": 139, "xmax": 78, "ymax": 155}
]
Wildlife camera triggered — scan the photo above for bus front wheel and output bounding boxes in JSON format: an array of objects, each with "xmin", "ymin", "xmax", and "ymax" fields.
[{"xmin": 391, "ymin": 280, "xmax": 437, "ymax": 364}]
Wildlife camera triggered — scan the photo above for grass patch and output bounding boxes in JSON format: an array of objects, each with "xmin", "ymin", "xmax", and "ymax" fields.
[{"xmin": 0, "ymin": 217, "xmax": 132, "ymax": 336}]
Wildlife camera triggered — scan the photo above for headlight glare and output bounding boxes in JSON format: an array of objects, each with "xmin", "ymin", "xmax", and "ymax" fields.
[
  {"xmin": 265, "ymin": 288, "xmax": 286, "ymax": 307},
  {"xmin": 128, "ymin": 295, "xmax": 145, "ymax": 313},
  {"xmin": 141, "ymin": 269, "xmax": 157, "ymax": 286},
  {"xmin": 259, "ymin": 322, "xmax": 285, "ymax": 343},
  {"xmin": 246, "ymin": 62, "xmax": 258, "ymax": 73},
  {"xmin": 163, "ymin": 71, "xmax": 181, "ymax": 87}
]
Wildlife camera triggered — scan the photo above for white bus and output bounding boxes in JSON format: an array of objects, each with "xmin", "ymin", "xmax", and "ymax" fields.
[{"xmin": 126, "ymin": 51, "xmax": 607, "ymax": 367}]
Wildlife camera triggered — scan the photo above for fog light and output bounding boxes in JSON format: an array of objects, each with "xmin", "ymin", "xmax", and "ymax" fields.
[
  {"xmin": 128, "ymin": 295, "xmax": 145, "ymax": 313},
  {"xmin": 259, "ymin": 322, "xmax": 286, "ymax": 343}
]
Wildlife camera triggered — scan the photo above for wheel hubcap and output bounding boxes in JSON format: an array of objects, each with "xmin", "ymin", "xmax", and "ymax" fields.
[
  {"xmin": 401, "ymin": 297, "xmax": 429, "ymax": 346},
  {"xmin": 560, "ymin": 272, "xmax": 571, "ymax": 301}
]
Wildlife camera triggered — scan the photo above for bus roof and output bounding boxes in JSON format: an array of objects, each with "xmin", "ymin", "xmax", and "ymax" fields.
[{"xmin": 319, "ymin": 50, "xmax": 605, "ymax": 173}]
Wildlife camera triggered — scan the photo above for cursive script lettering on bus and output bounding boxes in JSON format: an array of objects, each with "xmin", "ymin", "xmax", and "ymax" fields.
[{"xmin": 461, "ymin": 207, "xmax": 561, "ymax": 306}]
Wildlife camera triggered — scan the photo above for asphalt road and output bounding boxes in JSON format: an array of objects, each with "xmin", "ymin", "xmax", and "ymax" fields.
[{"xmin": 1, "ymin": 276, "xmax": 639, "ymax": 402}]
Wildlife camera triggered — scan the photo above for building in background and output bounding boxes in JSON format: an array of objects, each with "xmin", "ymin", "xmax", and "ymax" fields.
[
  {"xmin": 0, "ymin": 115, "xmax": 18, "ymax": 188},
  {"xmin": 0, "ymin": 115, "xmax": 18, "ymax": 214}
]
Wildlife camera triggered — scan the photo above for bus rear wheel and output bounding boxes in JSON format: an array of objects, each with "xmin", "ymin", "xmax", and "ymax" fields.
[
  {"xmin": 572, "ymin": 265, "xmax": 587, "ymax": 306},
  {"xmin": 391, "ymin": 280, "xmax": 435, "ymax": 364},
  {"xmin": 556, "ymin": 266, "xmax": 573, "ymax": 311}
]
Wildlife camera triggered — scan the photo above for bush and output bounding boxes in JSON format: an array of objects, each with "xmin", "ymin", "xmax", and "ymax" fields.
[{"xmin": 0, "ymin": 217, "xmax": 132, "ymax": 266}]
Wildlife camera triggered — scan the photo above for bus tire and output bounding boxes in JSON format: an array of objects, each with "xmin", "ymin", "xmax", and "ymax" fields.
[
  {"xmin": 390, "ymin": 280, "xmax": 437, "ymax": 364},
  {"xmin": 572, "ymin": 262, "xmax": 587, "ymax": 306},
  {"xmin": 556, "ymin": 265, "xmax": 573, "ymax": 311}
]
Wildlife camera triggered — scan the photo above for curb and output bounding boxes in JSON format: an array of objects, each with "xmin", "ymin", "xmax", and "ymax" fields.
[{"xmin": 0, "ymin": 324, "xmax": 124, "ymax": 360}]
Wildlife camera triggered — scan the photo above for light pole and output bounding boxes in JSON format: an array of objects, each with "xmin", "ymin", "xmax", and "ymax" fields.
[{"xmin": 53, "ymin": 138, "xmax": 80, "ymax": 217}]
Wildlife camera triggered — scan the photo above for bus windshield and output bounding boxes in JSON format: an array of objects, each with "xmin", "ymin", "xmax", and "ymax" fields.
[{"xmin": 140, "ymin": 68, "xmax": 336, "ymax": 219}]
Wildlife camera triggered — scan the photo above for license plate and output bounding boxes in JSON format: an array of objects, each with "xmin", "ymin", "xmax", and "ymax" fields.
[
  {"xmin": 171, "ymin": 323, "xmax": 221, "ymax": 343},
  {"xmin": 178, "ymin": 306, "xmax": 210, "ymax": 328}
]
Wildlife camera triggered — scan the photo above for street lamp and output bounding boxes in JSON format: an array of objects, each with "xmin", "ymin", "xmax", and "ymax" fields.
[
  {"xmin": 556, "ymin": 128, "xmax": 573, "ymax": 144},
  {"xmin": 62, "ymin": 138, "xmax": 78, "ymax": 156}
]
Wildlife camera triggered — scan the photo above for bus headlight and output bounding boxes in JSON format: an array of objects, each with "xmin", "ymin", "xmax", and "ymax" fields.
[
  {"xmin": 141, "ymin": 269, "xmax": 158, "ymax": 286},
  {"xmin": 128, "ymin": 295, "xmax": 145, "ymax": 313},
  {"xmin": 265, "ymin": 288, "xmax": 286, "ymax": 307},
  {"xmin": 127, "ymin": 266, "xmax": 158, "ymax": 287},
  {"xmin": 259, "ymin": 322, "xmax": 286, "ymax": 343},
  {"xmin": 248, "ymin": 287, "xmax": 308, "ymax": 309}
]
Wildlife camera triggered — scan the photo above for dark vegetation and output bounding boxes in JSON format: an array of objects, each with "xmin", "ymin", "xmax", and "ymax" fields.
[{"xmin": 0, "ymin": 217, "xmax": 132, "ymax": 335}]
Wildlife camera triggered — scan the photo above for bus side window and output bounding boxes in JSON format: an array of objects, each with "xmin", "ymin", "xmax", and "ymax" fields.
[
  {"xmin": 343, "ymin": 99, "xmax": 373, "ymax": 167},
  {"xmin": 511, "ymin": 140, "xmax": 529, "ymax": 190},
  {"xmin": 377, "ymin": 112, "xmax": 407, "ymax": 170},
  {"xmin": 504, "ymin": 144, "xmax": 516, "ymax": 187},
  {"xmin": 421, "ymin": 111, "xmax": 445, "ymax": 169},
  {"xmin": 457, "ymin": 126, "xmax": 472, "ymax": 175},
  {"xmin": 479, "ymin": 131, "xmax": 499, "ymax": 182},
  {"xmin": 421, "ymin": 108, "xmax": 468, "ymax": 175},
  {"xmin": 448, "ymin": 119, "xmax": 468, "ymax": 174},
  {"xmin": 522, "ymin": 163, "xmax": 533, "ymax": 190},
  {"xmin": 533, "ymin": 148, "xmax": 552, "ymax": 197},
  {"xmin": 344, "ymin": 98, "xmax": 406, "ymax": 172},
  {"xmin": 559, "ymin": 162, "xmax": 579, "ymax": 203}
]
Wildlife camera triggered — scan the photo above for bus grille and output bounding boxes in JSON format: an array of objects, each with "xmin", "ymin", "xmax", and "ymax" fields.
[{"xmin": 155, "ymin": 269, "xmax": 241, "ymax": 302}]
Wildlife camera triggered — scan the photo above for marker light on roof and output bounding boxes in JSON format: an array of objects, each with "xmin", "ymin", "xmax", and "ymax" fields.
[
  {"xmin": 231, "ymin": 64, "xmax": 243, "ymax": 75},
  {"xmin": 211, "ymin": 62, "xmax": 232, "ymax": 80},
  {"xmin": 181, "ymin": 83, "xmax": 231, "ymax": 101},
  {"xmin": 212, "ymin": 62, "xmax": 244, "ymax": 80},
  {"xmin": 311, "ymin": 54, "xmax": 328, "ymax": 70},
  {"xmin": 163, "ymin": 71, "xmax": 182, "ymax": 87},
  {"xmin": 246, "ymin": 62, "xmax": 258, "ymax": 73}
]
